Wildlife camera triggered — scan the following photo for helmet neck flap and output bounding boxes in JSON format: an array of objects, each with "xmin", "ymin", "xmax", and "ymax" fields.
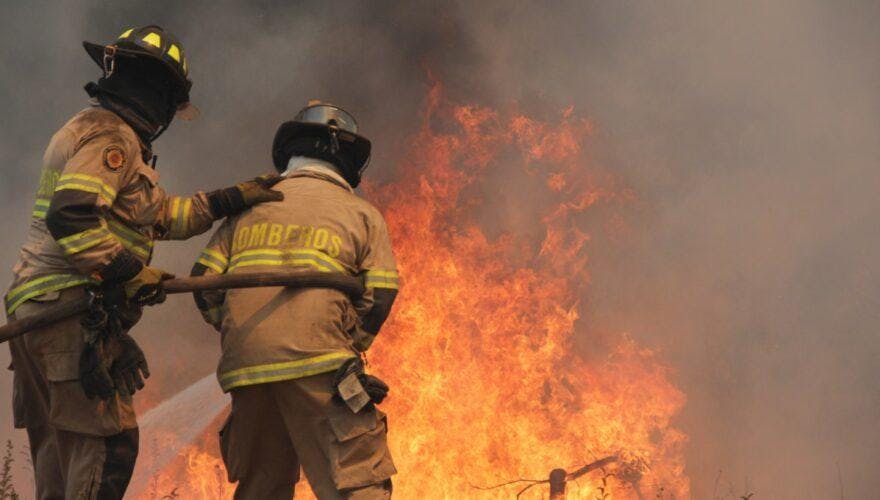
[{"xmin": 85, "ymin": 64, "xmax": 177, "ymax": 147}]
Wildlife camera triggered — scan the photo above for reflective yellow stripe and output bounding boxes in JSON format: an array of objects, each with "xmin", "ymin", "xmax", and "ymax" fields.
[
  {"xmin": 169, "ymin": 198, "xmax": 180, "ymax": 231},
  {"xmin": 4, "ymin": 274, "xmax": 93, "ymax": 315},
  {"xmin": 106, "ymin": 218, "xmax": 150, "ymax": 244},
  {"xmin": 106, "ymin": 219, "xmax": 153, "ymax": 259},
  {"xmin": 218, "ymin": 352, "xmax": 355, "ymax": 392},
  {"xmin": 197, "ymin": 248, "xmax": 228, "ymax": 274},
  {"xmin": 365, "ymin": 269, "xmax": 400, "ymax": 289},
  {"xmin": 55, "ymin": 226, "xmax": 114, "ymax": 255},
  {"xmin": 32, "ymin": 198, "xmax": 51, "ymax": 219},
  {"xmin": 203, "ymin": 248, "xmax": 228, "ymax": 265},
  {"xmin": 197, "ymin": 258, "xmax": 225, "ymax": 274},
  {"xmin": 56, "ymin": 173, "xmax": 117, "ymax": 205},
  {"xmin": 228, "ymin": 248, "xmax": 345, "ymax": 273},
  {"xmin": 169, "ymin": 197, "xmax": 192, "ymax": 237},
  {"xmin": 171, "ymin": 198, "xmax": 192, "ymax": 236}
]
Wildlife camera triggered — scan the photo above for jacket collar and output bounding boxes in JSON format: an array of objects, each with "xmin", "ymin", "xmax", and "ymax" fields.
[{"xmin": 282, "ymin": 157, "xmax": 353, "ymax": 193}]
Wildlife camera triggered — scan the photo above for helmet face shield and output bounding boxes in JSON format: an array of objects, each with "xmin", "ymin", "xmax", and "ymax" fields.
[{"xmin": 294, "ymin": 104, "xmax": 359, "ymax": 134}]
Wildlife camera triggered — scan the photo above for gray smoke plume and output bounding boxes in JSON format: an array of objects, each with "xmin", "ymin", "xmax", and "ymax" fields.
[{"xmin": 1, "ymin": 1, "xmax": 879, "ymax": 498}]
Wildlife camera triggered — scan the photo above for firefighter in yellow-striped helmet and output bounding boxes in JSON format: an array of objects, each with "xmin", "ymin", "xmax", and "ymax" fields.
[
  {"xmin": 83, "ymin": 25, "xmax": 198, "ymax": 143},
  {"xmin": 2, "ymin": 24, "xmax": 287, "ymax": 498}
]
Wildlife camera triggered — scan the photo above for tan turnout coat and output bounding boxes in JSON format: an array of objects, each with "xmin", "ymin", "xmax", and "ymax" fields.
[{"xmin": 192, "ymin": 166, "xmax": 400, "ymax": 392}]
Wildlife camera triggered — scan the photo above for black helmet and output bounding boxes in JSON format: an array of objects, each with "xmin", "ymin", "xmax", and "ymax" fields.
[
  {"xmin": 272, "ymin": 102, "xmax": 372, "ymax": 188},
  {"xmin": 84, "ymin": 25, "xmax": 194, "ymax": 113}
]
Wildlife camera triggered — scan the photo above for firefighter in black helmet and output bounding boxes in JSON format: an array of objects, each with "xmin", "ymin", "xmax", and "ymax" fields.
[
  {"xmin": 193, "ymin": 102, "xmax": 397, "ymax": 498},
  {"xmin": 272, "ymin": 101, "xmax": 373, "ymax": 187},
  {"xmin": 5, "ymin": 25, "xmax": 284, "ymax": 499}
]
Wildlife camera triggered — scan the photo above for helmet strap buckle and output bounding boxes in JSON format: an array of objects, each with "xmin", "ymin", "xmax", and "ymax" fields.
[{"xmin": 102, "ymin": 46, "xmax": 117, "ymax": 77}]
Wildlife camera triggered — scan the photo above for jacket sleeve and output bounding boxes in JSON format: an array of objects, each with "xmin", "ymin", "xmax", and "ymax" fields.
[
  {"xmin": 190, "ymin": 218, "xmax": 234, "ymax": 331},
  {"xmin": 354, "ymin": 210, "xmax": 400, "ymax": 347},
  {"xmin": 45, "ymin": 133, "xmax": 139, "ymax": 281},
  {"xmin": 155, "ymin": 188, "xmax": 217, "ymax": 241}
]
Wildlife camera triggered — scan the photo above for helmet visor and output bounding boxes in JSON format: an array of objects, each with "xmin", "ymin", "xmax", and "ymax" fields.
[{"xmin": 295, "ymin": 104, "xmax": 359, "ymax": 134}]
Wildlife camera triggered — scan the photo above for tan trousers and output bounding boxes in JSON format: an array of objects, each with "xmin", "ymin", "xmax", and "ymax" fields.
[
  {"xmin": 8, "ymin": 288, "xmax": 138, "ymax": 500},
  {"xmin": 221, "ymin": 373, "xmax": 396, "ymax": 500}
]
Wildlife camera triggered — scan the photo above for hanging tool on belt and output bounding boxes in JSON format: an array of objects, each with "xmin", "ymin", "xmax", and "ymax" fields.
[{"xmin": 0, "ymin": 271, "xmax": 365, "ymax": 344}]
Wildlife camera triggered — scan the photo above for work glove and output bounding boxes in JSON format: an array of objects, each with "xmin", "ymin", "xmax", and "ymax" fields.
[
  {"xmin": 207, "ymin": 174, "xmax": 285, "ymax": 219},
  {"xmin": 237, "ymin": 174, "xmax": 285, "ymax": 207},
  {"xmin": 107, "ymin": 332, "xmax": 150, "ymax": 396},
  {"xmin": 123, "ymin": 266, "xmax": 174, "ymax": 306},
  {"xmin": 79, "ymin": 306, "xmax": 115, "ymax": 400},
  {"xmin": 333, "ymin": 357, "xmax": 389, "ymax": 412}
]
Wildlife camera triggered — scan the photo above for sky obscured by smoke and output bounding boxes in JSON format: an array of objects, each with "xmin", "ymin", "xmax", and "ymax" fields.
[{"xmin": 1, "ymin": 1, "xmax": 878, "ymax": 498}]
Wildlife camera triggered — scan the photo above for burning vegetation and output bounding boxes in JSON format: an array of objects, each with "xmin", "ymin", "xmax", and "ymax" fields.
[{"xmin": 141, "ymin": 80, "xmax": 688, "ymax": 499}]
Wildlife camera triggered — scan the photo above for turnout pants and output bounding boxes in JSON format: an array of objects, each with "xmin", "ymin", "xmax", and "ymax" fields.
[
  {"xmin": 222, "ymin": 372, "xmax": 396, "ymax": 500},
  {"xmin": 7, "ymin": 288, "xmax": 138, "ymax": 500}
]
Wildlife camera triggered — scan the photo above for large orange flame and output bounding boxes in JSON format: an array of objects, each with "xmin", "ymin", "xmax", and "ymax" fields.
[{"xmin": 144, "ymin": 80, "xmax": 688, "ymax": 498}]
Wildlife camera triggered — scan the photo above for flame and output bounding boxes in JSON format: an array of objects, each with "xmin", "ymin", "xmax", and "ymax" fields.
[
  {"xmin": 366, "ymin": 80, "xmax": 688, "ymax": 498},
  {"xmin": 144, "ymin": 80, "xmax": 688, "ymax": 498}
]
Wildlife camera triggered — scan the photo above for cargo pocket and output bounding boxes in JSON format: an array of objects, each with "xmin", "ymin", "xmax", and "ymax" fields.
[
  {"xmin": 44, "ymin": 351, "xmax": 127, "ymax": 436},
  {"xmin": 44, "ymin": 351, "xmax": 80, "ymax": 382},
  {"xmin": 328, "ymin": 409, "xmax": 397, "ymax": 490}
]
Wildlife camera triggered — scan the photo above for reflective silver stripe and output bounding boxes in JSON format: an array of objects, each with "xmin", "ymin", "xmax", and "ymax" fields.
[
  {"xmin": 197, "ymin": 249, "xmax": 228, "ymax": 273},
  {"xmin": 365, "ymin": 270, "xmax": 400, "ymax": 289},
  {"xmin": 32, "ymin": 198, "xmax": 51, "ymax": 219},
  {"xmin": 107, "ymin": 219, "xmax": 153, "ymax": 259},
  {"xmin": 55, "ymin": 173, "xmax": 117, "ymax": 205},
  {"xmin": 218, "ymin": 352, "xmax": 355, "ymax": 392},
  {"xmin": 5, "ymin": 274, "xmax": 92, "ymax": 315}
]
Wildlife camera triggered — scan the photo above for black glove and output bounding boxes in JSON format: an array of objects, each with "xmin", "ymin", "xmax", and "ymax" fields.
[
  {"xmin": 79, "ymin": 306, "xmax": 115, "ymax": 400},
  {"xmin": 333, "ymin": 357, "xmax": 389, "ymax": 411},
  {"xmin": 108, "ymin": 333, "xmax": 150, "ymax": 396},
  {"xmin": 361, "ymin": 373, "xmax": 389, "ymax": 405}
]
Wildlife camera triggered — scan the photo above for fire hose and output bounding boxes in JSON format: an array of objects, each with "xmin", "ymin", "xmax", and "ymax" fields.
[{"xmin": 0, "ymin": 271, "xmax": 365, "ymax": 344}]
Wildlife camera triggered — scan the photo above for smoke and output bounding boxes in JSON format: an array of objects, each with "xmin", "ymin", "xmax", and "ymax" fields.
[{"xmin": 1, "ymin": 1, "xmax": 879, "ymax": 497}]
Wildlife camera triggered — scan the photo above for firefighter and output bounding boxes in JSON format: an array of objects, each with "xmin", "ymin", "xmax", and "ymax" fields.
[
  {"xmin": 4, "ymin": 26, "xmax": 284, "ymax": 499},
  {"xmin": 191, "ymin": 102, "xmax": 398, "ymax": 499}
]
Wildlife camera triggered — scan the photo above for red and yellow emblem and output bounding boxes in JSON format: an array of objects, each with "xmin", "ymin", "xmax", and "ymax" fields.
[{"xmin": 103, "ymin": 146, "xmax": 126, "ymax": 171}]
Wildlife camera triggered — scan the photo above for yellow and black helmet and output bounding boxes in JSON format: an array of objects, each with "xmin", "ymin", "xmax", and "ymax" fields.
[{"xmin": 83, "ymin": 25, "xmax": 193, "ymax": 107}]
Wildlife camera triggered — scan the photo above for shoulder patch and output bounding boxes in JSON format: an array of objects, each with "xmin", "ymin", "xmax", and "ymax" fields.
[{"xmin": 103, "ymin": 146, "xmax": 126, "ymax": 171}]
